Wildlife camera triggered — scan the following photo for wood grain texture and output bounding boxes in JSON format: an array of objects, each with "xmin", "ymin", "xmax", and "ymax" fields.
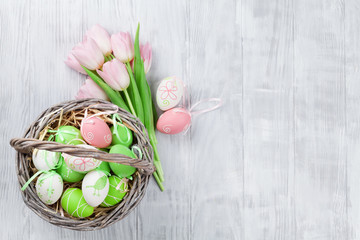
[{"xmin": 1, "ymin": 0, "xmax": 360, "ymax": 239}]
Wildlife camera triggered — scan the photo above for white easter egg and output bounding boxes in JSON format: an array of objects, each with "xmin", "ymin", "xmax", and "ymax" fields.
[
  {"xmin": 62, "ymin": 145, "xmax": 101, "ymax": 173},
  {"xmin": 156, "ymin": 77, "xmax": 184, "ymax": 111},
  {"xmin": 82, "ymin": 170, "xmax": 109, "ymax": 207},
  {"xmin": 35, "ymin": 171, "xmax": 63, "ymax": 205},
  {"xmin": 32, "ymin": 149, "xmax": 61, "ymax": 171}
]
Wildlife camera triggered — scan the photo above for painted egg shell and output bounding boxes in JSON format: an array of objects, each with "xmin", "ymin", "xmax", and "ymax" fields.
[
  {"xmin": 82, "ymin": 170, "xmax": 109, "ymax": 207},
  {"xmin": 97, "ymin": 161, "xmax": 111, "ymax": 175},
  {"xmin": 81, "ymin": 117, "xmax": 112, "ymax": 148},
  {"xmin": 156, "ymin": 108, "xmax": 192, "ymax": 134},
  {"xmin": 35, "ymin": 171, "xmax": 63, "ymax": 205},
  {"xmin": 56, "ymin": 156, "xmax": 85, "ymax": 182},
  {"xmin": 32, "ymin": 149, "xmax": 61, "ymax": 171},
  {"xmin": 110, "ymin": 123, "xmax": 133, "ymax": 147},
  {"xmin": 101, "ymin": 175, "xmax": 128, "ymax": 207},
  {"xmin": 109, "ymin": 144, "xmax": 137, "ymax": 178},
  {"xmin": 61, "ymin": 188, "xmax": 94, "ymax": 218},
  {"xmin": 156, "ymin": 77, "xmax": 184, "ymax": 111},
  {"xmin": 55, "ymin": 126, "xmax": 84, "ymax": 145},
  {"xmin": 62, "ymin": 145, "xmax": 101, "ymax": 173}
]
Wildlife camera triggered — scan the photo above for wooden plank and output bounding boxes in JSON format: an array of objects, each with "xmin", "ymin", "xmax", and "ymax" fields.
[
  {"xmin": 293, "ymin": 0, "xmax": 347, "ymax": 239},
  {"xmin": 241, "ymin": 0, "xmax": 296, "ymax": 239},
  {"xmin": 345, "ymin": 0, "xmax": 360, "ymax": 239},
  {"xmin": 0, "ymin": 0, "xmax": 33, "ymax": 239},
  {"xmin": 131, "ymin": 1, "xmax": 192, "ymax": 239},
  {"xmin": 188, "ymin": 0, "xmax": 243, "ymax": 239}
]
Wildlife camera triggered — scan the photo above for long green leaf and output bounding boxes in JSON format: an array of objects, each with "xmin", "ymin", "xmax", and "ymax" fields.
[
  {"xmin": 125, "ymin": 62, "xmax": 145, "ymax": 123},
  {"xmin": 133, "ymin": 23, "xmax": 165, "ymax": 187}
]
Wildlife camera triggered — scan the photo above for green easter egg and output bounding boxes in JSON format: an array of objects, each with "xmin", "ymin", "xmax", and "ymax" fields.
[
  {"xmin": 100, "ymin": 175, "xmax": 128, "ymax": 207},
  {"xmin": 55, "ymin": 126, "xmax": 83, "ymax": 145},
  {"xmin": 109, "ymin": 145, "xmax": 136, "ymax": 178},
  {"xmin": 110, "ymin": 124, "xmax": 133, "ymax": 147},
  {"xmin": 61, "ymin": 188, "xmax": 94, "ymax": 218},
  {"xmin": 56, "ymin": 157, "xmax": 85, "ymax": 182},
  {"xmin": 97, "ymin": 161, "xmax": 111, "ymax": 175}
]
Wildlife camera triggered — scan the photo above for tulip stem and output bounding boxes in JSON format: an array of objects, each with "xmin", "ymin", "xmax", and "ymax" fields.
[{"xmin": 123, "ymin": 89, "xmax": 137, "ymax": 117}]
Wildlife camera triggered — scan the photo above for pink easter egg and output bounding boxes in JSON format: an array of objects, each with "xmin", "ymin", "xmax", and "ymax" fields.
[
  {"xmin": 81, "ymin": 117, "xmax": 112, "ymax": 148},
  {"xmin": 156, "ymin": 108, "xmax": 192, "ymax": 134}
]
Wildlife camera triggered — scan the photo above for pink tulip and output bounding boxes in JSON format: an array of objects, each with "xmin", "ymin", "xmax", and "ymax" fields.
[
  {"xmin": 71, "ymin": 38, "xmax": 104, "ymax": 70},
  {"xmin": 111, "ymin": 32, "xmax": 134, "ymax": 63},
  {"xmin": 85, "ymin": 24, "xmax": 112, "ymax": 56},
  {"xmin": 96, "ymin": 59, "xmax": 130, "ymax": 91},
  {"xmin": 75, "ymin": 78, "xmax": 109, "ymax": 100},
  {"xmin": 64, "ymin": 53, "xmax": 87, "ymax": 74},
  {"xmin": 140, "ymin": 43, "xmax": 152, "ymax": 74}
]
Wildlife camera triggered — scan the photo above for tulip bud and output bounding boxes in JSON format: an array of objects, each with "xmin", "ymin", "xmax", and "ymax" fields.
[
  {"xmin": 71, "ymin": 38, "xmax": 104, "ymax": 70},
  {"xmin": 111, "ymin": 32, "xmax": 134, "ymax": 63},
  {"xmin": 140, "ymin": 43, "xmax": 152, "ymax": 74},
  {"xmin": 75, "ymin": 78, "xmax": 109, "ymax": 100},
  {"xmin": 85, "ymin": 24, "xmax": 112, "ymax": 56},
  {"xmin": 96, "ymin": 59, "xmax": 130, "ymax": 91},
  {"xmin": 64, "ymin": 53, "xmax": 87, "ymax": 74}
]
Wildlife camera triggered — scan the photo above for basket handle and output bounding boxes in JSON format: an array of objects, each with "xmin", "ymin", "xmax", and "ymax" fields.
[{"xmin": 10, "ymin": 138, "xmax": 155, "ymax": 175}]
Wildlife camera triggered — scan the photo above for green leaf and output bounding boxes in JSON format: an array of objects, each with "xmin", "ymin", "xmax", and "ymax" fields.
[
  {"xmin": 125, "ymin": 62, "xmax": 145, "ymax": 123},
  {"xmin": 133, "ymin": 23, "xmax": 165, "ymax": 187},
  {"xmin": 82, "ymin": 66, "xmax": 130, "ymax": 112}
]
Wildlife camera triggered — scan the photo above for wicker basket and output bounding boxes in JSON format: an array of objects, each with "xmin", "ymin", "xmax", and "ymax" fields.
[{"xmin": 10, "ymin": 99, "xmax": 155, "ymax": 231}]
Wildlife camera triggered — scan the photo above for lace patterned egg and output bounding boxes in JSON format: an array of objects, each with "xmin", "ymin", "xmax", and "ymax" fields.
[
  {"xmin": 156, "ymin": 108, "xmax": 191, "ymax": 135},
  {"xmin": 156, "ymin": 77, "xmax": 184, "ymax": 111},
  {"xmin": 81, "ymin": 116, "xmax": 112, "ymax": 148}
]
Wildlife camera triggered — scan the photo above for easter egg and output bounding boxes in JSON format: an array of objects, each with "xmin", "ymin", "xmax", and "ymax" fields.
[
  {"xmin": 109, "ymin": 144, "xmax": 137, "ymax": 178},
  {"xmin": 97, "ymin": 161, "xmax": 111, "ymax": 175},
  {"xmin": 156, "ymin": 108, "xmax": 191, "ymax": 134},
  {"xmin": 56, "ymin": 157, "xmax": 85, "ymax": 182},
  {"xmin": 82, "ymin": 170, "xmax": 109, "ymax": 207},
  {"xmin": 81, "ymin": 116, "xmax": 112, "ymax": 148},
  {"xmin": 35, "ymin": 171, "xmax": 63, "ymax": 205},
  {"xmin": 110, "ymin": 123, "xmax": 133, "ymax": 147},
  {"xmin": 55, "ymin": 126, "xmax": 84, "ymax": 145},
  {"xmin": 156, "ymin": 77, "xmax": 184, "ymax": 111},
  {"xmin": 100, "ymin": 175, "xmax": 128, "ymax": 207},
  {"xmin": 32, "ymin": 149, "xmax": 61, "ymax": 171},
  {"xmin": 62, "ymin": 144, "xmax": 101, "ymax": 173},
  {"xmin": 61, "ymin": 188, "xmax": 94, "ymax": 218}
]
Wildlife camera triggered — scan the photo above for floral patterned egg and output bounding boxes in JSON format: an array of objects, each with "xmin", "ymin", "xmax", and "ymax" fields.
[
  {"xmin": 156, "ymin": 77, "xmax": 184, "ymax": 111},
  {"xmin": 82, "ymin": 170, "xmax": 109, "ymax": 207},
  {"xmin": 35, "ymin": 171, "xmax": 63, "ymax": 205},
  {"xmin": 80, "ymin": 116, "xmax": 112, "ymax": 148},
  {"xmin": 62, "ymin": 145, "xmax": 101, "ymax": 173},
  {"xmin": 156, "ymin": 108, "xmax": 192, "ymax": 135}
]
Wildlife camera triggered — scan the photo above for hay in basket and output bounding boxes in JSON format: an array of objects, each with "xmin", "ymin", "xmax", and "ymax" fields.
[{"xmin": 10, "ymin": 98, "xmax": 155, "ymax": 231}]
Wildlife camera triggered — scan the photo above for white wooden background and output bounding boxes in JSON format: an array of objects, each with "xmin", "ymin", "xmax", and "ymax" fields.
[{"xmin": 1, "ymin": 0, "xmax": 360, "ymax": 239}]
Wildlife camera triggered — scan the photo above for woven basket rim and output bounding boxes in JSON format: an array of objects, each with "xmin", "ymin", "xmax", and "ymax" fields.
[{"xmin": 10, "ymin": 98, "xmax": 154, "ymax": 231}]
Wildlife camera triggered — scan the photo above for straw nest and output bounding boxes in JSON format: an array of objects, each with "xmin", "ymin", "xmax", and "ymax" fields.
[{"xmin": 10, "ymin": 98, "xmax": 155, "ymax": 231}]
